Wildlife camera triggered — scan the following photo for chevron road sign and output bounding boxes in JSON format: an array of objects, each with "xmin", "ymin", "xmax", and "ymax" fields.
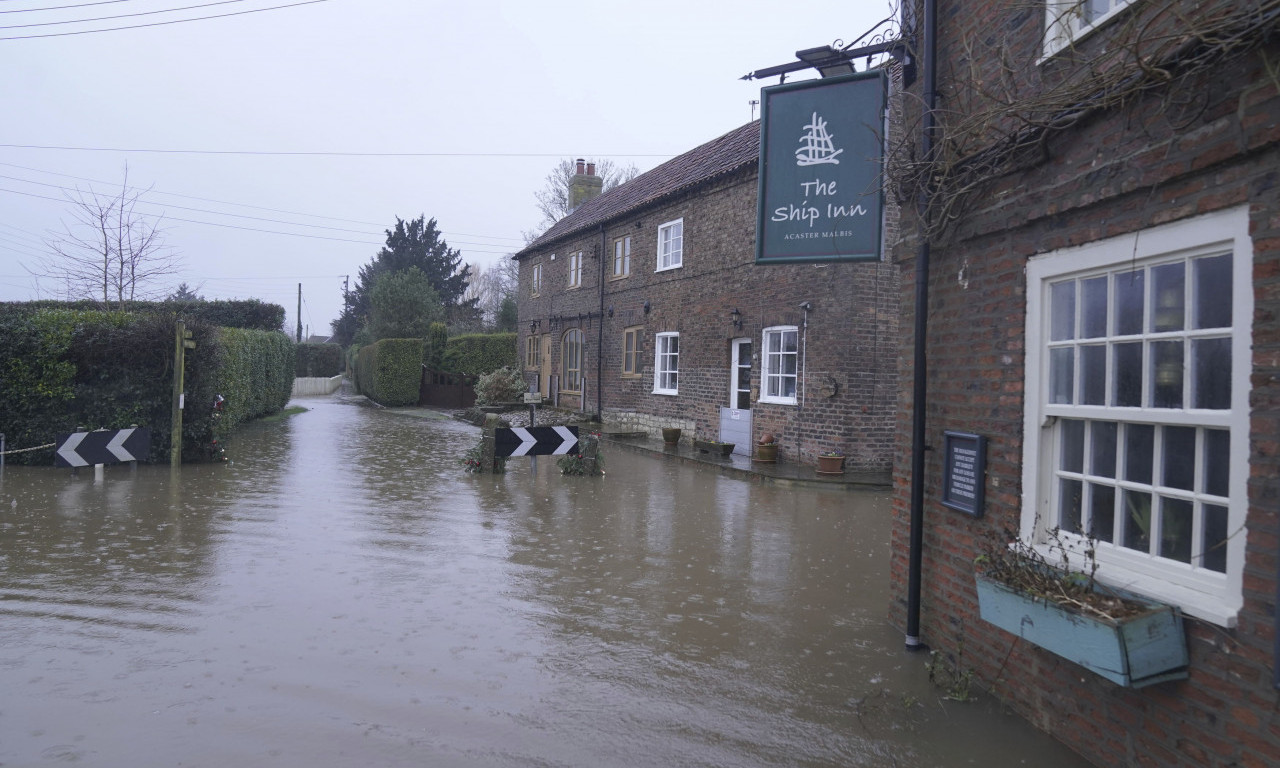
[
  {"xmin": 493, "ymin": 426, "xmax": 578, "ymax": 458},
  {"xmin": 54, "ymin": 428, "xmax": 151, "ymax": 468}
]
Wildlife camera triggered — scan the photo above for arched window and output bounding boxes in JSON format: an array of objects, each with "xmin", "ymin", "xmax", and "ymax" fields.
[{"xmin": 562, "ymin": 329, "xmax": 583, "ymax": 393}]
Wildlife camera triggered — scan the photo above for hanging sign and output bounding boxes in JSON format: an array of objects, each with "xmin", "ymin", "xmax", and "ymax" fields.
[{"xmin": 756, "ymin": 70, "xmax": 887, "ymax": 264}]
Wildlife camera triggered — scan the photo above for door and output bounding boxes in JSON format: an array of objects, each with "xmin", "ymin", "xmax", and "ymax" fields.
[
  {"xmin": 720, "ymin": 339, "xmax": 753, "ymax": 455},
  {"xmin": 539, "ymin": 334, "xmax": 552, "ymax": 395}
]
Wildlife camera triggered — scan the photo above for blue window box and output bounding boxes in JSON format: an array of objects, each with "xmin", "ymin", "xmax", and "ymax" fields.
[{"xmin": 974, "ymin": 572, "xmax": 1189, "ymax": 688}]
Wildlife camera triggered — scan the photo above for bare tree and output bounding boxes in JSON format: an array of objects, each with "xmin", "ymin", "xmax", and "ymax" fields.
[
  {"xmin": 32, "ymin": 167, "xmax": 181, "ymax": 308},
  {"xmin": 465, "ymin": 257, "xmax": 520, "ymax": 328},
  {"xmin": 530, "ymin": 158, "xmax": 640, "ymax": 235}
]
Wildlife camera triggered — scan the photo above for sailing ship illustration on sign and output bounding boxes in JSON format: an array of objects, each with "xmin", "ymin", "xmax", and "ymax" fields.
[{"xmin": 795, "ymin": 112, "xmax": 843, "ymax": 166}]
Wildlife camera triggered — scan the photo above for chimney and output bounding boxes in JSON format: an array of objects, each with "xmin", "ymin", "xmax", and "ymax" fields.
[{"xmin": 568, "ymin": 157, "xmax": 604, "ymax": 212}]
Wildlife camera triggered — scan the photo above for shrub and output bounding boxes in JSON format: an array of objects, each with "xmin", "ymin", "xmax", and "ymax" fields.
[
  {"xmin": 295, "ymin": 342, "xmax": 343, "ymax": 377},
  {"xmin": 443, "ymin": 332, "xmax": 518, "ymax": 375},
  {"xmin": 355, "ymin": 338, "xmax": 421, "ymax": 406},
  {"xmin": 474, "ymin": 366, "xmax": 527, "ymax": 405},
  {"xmin": 214, "ymin": 328, "xmax": 295, "ymax": 435},
  {"xmin": 424, "ymin": 321, "xmax": 448, "ymax": 370}
]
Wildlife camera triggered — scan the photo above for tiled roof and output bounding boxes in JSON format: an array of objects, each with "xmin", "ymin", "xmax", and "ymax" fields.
[{"xmin": 517, "ymin": 121, "xmax": 760, "ymax": 257}]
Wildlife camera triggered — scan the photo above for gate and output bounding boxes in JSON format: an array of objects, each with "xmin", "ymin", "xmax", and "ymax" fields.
[{"xmin": 419, "ymin": 368, "xmax": 477, "ymax": 408}]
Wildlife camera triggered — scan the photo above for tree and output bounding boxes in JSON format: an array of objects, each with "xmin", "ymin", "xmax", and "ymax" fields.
[
  {"xmin": 167, "ymin": 282, "xmax": 203, "ymax": 302},
  {"xmin": 464, "ymin": 257, "xmax": 519, "ymax": 330},
  {"xmin": 332, "ymin": 215, "xmax": 477, "ymax": 345},
  {"xmin": 31, "ymin": 167, "xmax": 181, "ymax": 308},
  {"xmin": 366, "ymin": 267, "xmax": 444, "ymax": 342},
  {"xmin": 530, "ymin": 158, "xmax": 640, "ymax": 235}
]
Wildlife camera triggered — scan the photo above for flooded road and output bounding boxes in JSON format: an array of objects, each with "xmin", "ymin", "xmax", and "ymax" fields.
[{"xmin": 0, "ymin": 396, "xmax": 1090, "ymax": 767}]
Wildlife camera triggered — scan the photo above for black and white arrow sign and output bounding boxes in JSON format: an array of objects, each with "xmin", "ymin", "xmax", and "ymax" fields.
[
  {"xmin": 54, "ymin": 428, "xmax": 151, "ymax": 467},
  {"xmin": 494, "ymin": 426, "xmax": 578, "ymax": 457}
]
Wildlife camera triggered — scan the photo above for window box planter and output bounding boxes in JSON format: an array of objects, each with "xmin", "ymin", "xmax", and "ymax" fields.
[
  {"xmin": 974, "ymin": 572, "xmax": 1188, "ymax": 688},
  {"xmin": 816, "ymin": 453, "xmax": 845, "ymax": 474},
  {"xmin": 693, "ymin": 439, "xmax": 735, "ymax": 456},
  {"xmin": 753, "ymin": 441, "xmax": 778, "ymax": 463}
]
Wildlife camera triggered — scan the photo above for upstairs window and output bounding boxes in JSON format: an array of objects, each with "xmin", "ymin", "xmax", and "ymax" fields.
[
  {"xmin": 612, "ymin": 236, "xmax": 631, "ymax": 279},
  {"xmin": 657, "ymin": 219, "xmax": 683, "ymax": 271},
  {"xmin": 568, "ymin": 251, "xmax": 583, "ymax": 289},
  {"xmin": 530, "ymin": 262, "xmax": 542, "ymax": 297},
  {"xmin": 1044, "ymin": 0, "xmax": 1136, "ymax": 57},
  {"xmin": 1023, "ymin": 207, "xmax": 1252, "ymax": 627},
  {"xmin": 653, "ymin": 332, "xmax": 679, "ymax": 394}
]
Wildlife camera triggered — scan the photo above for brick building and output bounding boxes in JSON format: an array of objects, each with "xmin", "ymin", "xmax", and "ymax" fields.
[
  {"xmin": 888, "ymin": 1, "xmax": 1280, "ymax": 765},
  {"xmin": 514, "ymin": 122, "xmax": 900, "ymax": 471}
]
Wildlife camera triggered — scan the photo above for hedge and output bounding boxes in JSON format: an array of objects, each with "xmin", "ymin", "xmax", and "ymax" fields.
[
  {"xmin": 295, "ymin": 342, "xmax": 344, "ymax": 377},
  {"xmin": 0, "ymin": 304, "xmax": 292, "ymax": 465},
  {"xmin": 214, "ymin": 328, "xmax": 296, "ymax": 434},
  {"xmin": 355, "ymin": 338, "xmax": 422, "ymax": 406},
  {"xmin": 1, "ymin": 299, "xmax": 284, "ymax": 331},
  {"xmin": 442, "ymin": 332, "xmax": 518, "ymax": 375}
]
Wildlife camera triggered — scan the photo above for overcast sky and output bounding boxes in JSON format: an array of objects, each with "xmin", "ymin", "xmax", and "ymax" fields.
[{"xmin": 1, "ymin": 0, "xmax": 896, "ymax": 337}]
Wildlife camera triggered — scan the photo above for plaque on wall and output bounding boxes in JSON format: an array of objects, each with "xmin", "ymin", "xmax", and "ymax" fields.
[{"xmin": 942, "ymin": 431, "xmax": 986, "ymax": 518}]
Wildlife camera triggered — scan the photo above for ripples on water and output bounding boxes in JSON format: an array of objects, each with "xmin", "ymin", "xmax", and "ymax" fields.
[{"xmin": 0, "ymin": 399, "xmax": 1089, "ymax": 767}]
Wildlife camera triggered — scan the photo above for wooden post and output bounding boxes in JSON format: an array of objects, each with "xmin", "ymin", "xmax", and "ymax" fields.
[
  {"xmin": 170, "ymin": 321, "xmax": 196, "ymax": 465},
  {"xmin": 481, "ymin": 413, "xmax": 500, "ymax": 473}
]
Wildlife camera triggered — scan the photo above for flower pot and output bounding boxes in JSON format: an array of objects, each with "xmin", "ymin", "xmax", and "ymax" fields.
[
  {"xmin": 754, "ymin": 442, "xmax": 778, "ymax": 463},
  {"xmin": 816, "ymin": 455, "xmax": 845, "ymax": 474},
  {"xmin": 694, "ymin": 439, "xmax": 735, "ymax": 456},
  {"xmin": 974, "ymin": 572, "xmax": 1188, "ymax": 688},
  {"xmin": 661, "ymin": 427, "xmax": 681, "ymax": 446}
]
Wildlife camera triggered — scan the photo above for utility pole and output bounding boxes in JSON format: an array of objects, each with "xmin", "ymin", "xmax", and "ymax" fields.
[
  {"xmin": 296, "ymin": 283, "xmax": 303, "ymax": 342},
  {"xmin": 170, "ymin": 321, "xmax": 195, "ymax": 465}
]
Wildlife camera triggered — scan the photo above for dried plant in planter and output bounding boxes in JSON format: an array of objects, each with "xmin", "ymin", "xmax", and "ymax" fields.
[{"xmin": 974, "ymin": 528, "xmax": 1148, "ymax": 621}]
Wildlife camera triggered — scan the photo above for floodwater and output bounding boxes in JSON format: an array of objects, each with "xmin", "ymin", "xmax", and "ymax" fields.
[{"xmin": 0, "ymin": 396, "xmax": 1091, "ymax": 768}]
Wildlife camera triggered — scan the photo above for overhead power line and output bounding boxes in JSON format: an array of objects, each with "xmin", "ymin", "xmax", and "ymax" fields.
[
  {"xmin": 0, "ymin": 1, "xmax": 136, "ymax": 14},
  {"xmin": 0, "ymin": 0, "xmax": 329, "ymax": 40},
  {"xmin": 0, "ymin": 0, "xmax": 255, "ymax": 28},
  {"xmin": 0, "ymin": 143, "xmax": 671, "ymax": 159}
]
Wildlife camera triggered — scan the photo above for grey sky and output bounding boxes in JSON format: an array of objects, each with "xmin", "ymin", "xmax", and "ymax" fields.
[{"xmin": 0, "ymin": 0, "xmax": 895, "ymax": 336}]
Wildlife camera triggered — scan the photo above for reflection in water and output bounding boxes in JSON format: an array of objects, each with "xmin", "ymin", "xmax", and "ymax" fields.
[{"xmin": 0, "ymin": 398, "xmax": 1089, "ymax": 767}]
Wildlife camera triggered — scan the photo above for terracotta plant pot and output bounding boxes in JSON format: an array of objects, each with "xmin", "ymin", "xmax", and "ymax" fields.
[
  {"xmin": 662, "ymin": 427, "xmax": 681, "ymax": 446},
  {"xmin": 817, "ymin": 455, "xmax": 845, "ymax": 474},
  {"xmin": 754, "ymin": 442, "xmax": 778, "ymax": 463}
]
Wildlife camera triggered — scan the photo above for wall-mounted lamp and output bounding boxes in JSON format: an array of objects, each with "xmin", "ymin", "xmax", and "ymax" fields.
[
  {"xmin": 730, "ymin": 307, "xmax": 743, "ymax": 330},
  {"xmin": 529, "ymin": 319, "xmax": 540, "ymax": 333},
  {"xmin": 643, "ymin": 300, "xmax": 651, "ymax": 314}
]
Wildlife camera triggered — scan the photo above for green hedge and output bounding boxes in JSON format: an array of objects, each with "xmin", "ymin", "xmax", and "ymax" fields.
[
  {"xmin": 1, "ymin": 299, "xmax": 285, "ymax": 331},
  {"xmin": 442, "ymin": 332, "xmax": 518, "ymax": 375},
  {"xmin": 0, "ymin": 308, "xmax": 222, "ymax": 464},
  {"xmin": 0, "ymin": 305, "xmax": 293, "ymax": 465},
  {"xmin": 214, "ymin": 328, "xmax": 295, "ymax": 434},
  {"xmin": 295, "ymin": 342, "xmax": 344, "ymax": 377},
  {"xmin": 355, "ymin": 338, "xmax": 422, "ymax": 406}
]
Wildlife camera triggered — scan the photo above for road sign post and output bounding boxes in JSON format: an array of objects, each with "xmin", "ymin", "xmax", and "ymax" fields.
[{"xmin": 54, "ymin": 428, "xmax": 151, "ymax": 469}]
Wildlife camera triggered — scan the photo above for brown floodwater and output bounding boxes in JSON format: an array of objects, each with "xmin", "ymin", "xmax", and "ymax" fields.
[{"xmin": 0, "ymin": 396, "xmax": 1091, "ymax": 767}]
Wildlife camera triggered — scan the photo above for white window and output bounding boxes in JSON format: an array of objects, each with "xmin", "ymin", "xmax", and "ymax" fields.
[
  {"xmin": 1043, "ymin": 0, "xmax": 1136, "ymax": 57},
  {"xmin": 612, "ymin": 236, "xmax": 631, "ymax": 278},
  {"xmin": 657, "ymin": 219, "xmax": 683, "ymax": 271},
  {"xmin": 653, "ymin": 332, "xmax": 679, "ymax": 394},
  {"xmin": 567, "ymin": 251, "xmax": 583, "ymax": 289},
  {"xmin": 1023, "ymin": 206, "xmax": 1253, "ymax": 627},
  {"xmin": 530, "ymin": 262, "xmax": 542, "ymax": 296},
  {"xmin": 760, "ymin": 326, "xmax": 799, "ymax": 405}
]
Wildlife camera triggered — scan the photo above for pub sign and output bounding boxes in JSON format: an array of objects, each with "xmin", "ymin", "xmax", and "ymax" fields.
[{"xmin": 756, "ymin": 70, "xmax": 887, "ymax": 264}]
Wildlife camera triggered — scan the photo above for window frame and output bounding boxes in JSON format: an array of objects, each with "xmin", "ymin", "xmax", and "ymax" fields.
[
  {"xmin": 1042, "ymin": 0, "xmax": 1136, "ymax": 58},
  {"xmin": 530, "ymin": 262, "xmax": 542, "ymax": 297},
  {"xmin": 656, "ymin": 218, "xmax": 683, "ymax": 272},
  {"xmin": 561, "ymin": 328, "xmax": 584, "ymax": 394},
  {"xmin": 611, "ymin": 236, "xmax": 631, "ymax": 279},
  {"xmin": 622, "ymin": 326, "xmax": 643, "ymax": 378},
  {"xmin": 1022, "ymin": 206, "xmax": 1253, "ymax": 627},
  {"xmin": 652, "ymin": 332, "xmax": 679, "ymax": 395},
  {"xmin": 567, "ymin": 250, "xmax": 583, "ymax": 290},
  {"xmin": 525, "ymin": 334, "xmax": 540, "ymax": 370},
  {"xmin": 759, "ymin": 326, "xmax": 799, "ymax": 405}
]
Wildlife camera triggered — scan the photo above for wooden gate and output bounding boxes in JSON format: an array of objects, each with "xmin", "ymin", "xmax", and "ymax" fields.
[{"xmin": 418, "ymin": 368, "xmax": 477, "ymax": 408}]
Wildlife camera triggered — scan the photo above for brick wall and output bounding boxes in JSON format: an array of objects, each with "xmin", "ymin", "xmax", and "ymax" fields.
[
  {"xmin": 518, "ymin": 166, "xmax": 901, "ymax": 471},
  {"xmin": 889, "ymin": 2, "xmax": 1280, "ymax": 765}
]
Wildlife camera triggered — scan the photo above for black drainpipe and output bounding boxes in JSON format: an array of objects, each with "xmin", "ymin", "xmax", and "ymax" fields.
[
  {"xmin": 905, "ymin": 0, "xmax": 937, "ymax": 652},
  {"xmin": 597, "ymin": 224, "xmax": 606, "ymax": 420}
]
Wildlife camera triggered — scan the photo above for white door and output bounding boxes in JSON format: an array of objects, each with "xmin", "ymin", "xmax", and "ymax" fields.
[{"xmin": 720, "ymin": 339, "xmax": 753, "ymax": 455}]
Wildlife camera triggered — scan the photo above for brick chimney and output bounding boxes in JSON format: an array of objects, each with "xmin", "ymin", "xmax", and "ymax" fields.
[{"xmin": 568, "ymin": 157, "xmax": 604, "ymax": 211}]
